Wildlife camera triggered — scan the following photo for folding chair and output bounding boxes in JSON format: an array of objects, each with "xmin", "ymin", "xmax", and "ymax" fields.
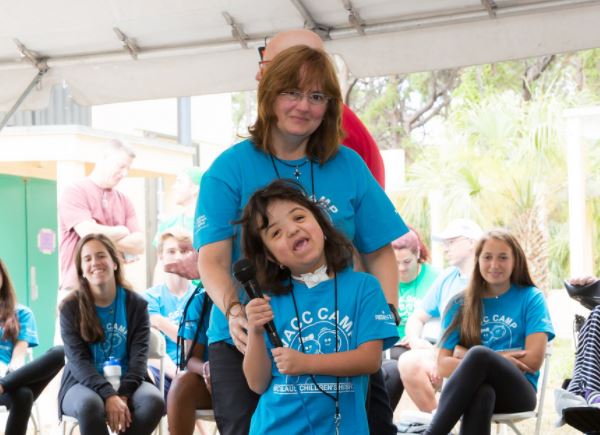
[
  {"xmin": 491, "ymin": 345, "xmax": 553, "ymax": 435},
  {"xmin": 196, "ymin": 409, "xmax": 218, "ymax": 435},
  {"xmin": 0, "ymin": 348, "xmax": 41, "ymax": 434},
  {"xmin": 148, "ymin": 327, "xmax": 167, "ymax": 435}
]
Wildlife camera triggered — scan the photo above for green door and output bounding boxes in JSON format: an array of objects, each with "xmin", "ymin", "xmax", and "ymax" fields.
[
  {"xmin": 0, "ymin": 175, "xmax": 58, "ymax": 356},
  {"xmin": 0, "ymin": 175, "xmax": 28, "ymax": 304}
]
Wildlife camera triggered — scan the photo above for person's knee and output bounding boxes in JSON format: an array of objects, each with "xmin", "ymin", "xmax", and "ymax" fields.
[
  {"xmin": 398, "ymin": 351, "xmax": 430, "ymax": 381},
  {"xmin": 463, "ymin": 345, "xmax": 495, "ymax": 366},
  {"xmin": 11, "ymin": 387, "xmax": 34, "ymax": 409},
  {"xmin": 75, "ymin": 394, "xmax": 105, "ymax": 418},
  {"xmin": 169, "ymin": 372, "xmax": 200, "ymax": 401},
  {"xmin": 46, "ymin": 345, "xmax": 66, "ymax": 369}
]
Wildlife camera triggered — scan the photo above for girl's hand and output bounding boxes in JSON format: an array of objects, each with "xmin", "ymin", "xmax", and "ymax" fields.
[
  {"xmin": 271, "ymin": 347, "xmax": 308, "ymax": 375},
  {"xmin": 502, "ymin": 351, "xmax": 535, "ymax": 374},
  {"xmin": 105, "ymin": 395, "xmax": 131, "ymax": 433},
  {"xmin": 245, "ymin": 297, "xmax": 274, "ymax": 334}
]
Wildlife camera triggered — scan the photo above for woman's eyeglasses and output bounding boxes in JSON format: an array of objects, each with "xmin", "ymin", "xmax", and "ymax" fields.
[{"xmin": 279, "ymin": 90, "xmax": 331, "ymax": 106}]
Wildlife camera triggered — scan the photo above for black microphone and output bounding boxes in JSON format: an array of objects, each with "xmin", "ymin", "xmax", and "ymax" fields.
[{"xmin": 233, "ymin": 259, "xmax": 283, "ymax": 348}]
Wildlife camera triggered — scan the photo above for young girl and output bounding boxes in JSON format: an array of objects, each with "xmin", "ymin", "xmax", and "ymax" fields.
[
  {"xmin": 239, "ymin": 180, "xmax": 398, "ymax": 435},
  {"xmin": 0, "ymin": 259, "xmax": 64, "ymax": 435},
  {"xmin": 59, "ymin": 234, "xmax": 164, "ymax": 435},
  {"xmin": 424, "ymin": 229, "xmax": 555, "ymax": 435}
]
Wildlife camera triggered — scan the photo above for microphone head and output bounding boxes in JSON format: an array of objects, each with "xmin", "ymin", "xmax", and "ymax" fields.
[{"xmin": 233, "ymin": 258, "xmax": 256, "ymax": 283}]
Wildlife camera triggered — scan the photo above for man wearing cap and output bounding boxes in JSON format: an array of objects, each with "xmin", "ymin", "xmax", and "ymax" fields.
[{"xmin": 397, "ymin": 218, "xmax": 483, "ymax": 412}]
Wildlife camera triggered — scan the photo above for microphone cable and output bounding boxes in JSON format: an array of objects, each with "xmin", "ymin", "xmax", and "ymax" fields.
[{"xmin": 176, "ymin": 283, "xmax": 213, "ymax": 371}]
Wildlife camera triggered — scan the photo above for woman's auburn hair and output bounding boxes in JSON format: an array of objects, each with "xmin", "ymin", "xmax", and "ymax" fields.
[
  {"xmin": 61, "ymin": 233, "xmax": 132, "ymax": 343},
  {"xmin": 0, "ymin": 258, "xmax": 20, "ymax": 342},
  {"xmin": 249, "ymin": 45, "xmax": 344, "ymax": 164},
  {"xmin": 237, "ymin": 179, "xmax": 354, "ymax": 295},
  {"xmin": 441, "ymin": 229, "xmax": 536, "ymax": 348}
]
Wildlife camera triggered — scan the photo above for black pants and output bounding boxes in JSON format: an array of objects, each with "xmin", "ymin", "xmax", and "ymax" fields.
[
  {"xmin": 0, "ymin": 345, "xmax": 64, "ymax": 435},
  {"xmin": 209, "ymin": 341, "xmax": 397, "ymax": 435},
  {"xmin": 424, "ymin": 346, "xmax": 537, "ymax": 435},
  {"xmin": 382, "ymin": 345, "xmax": 409, "ymax": 410},
  {"xmin": 62, "ymin": 381, "xmax": 164, "ymax": 435}
]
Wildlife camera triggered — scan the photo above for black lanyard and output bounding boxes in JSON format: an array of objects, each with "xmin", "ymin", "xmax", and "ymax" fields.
[
  {"xmin": 269, "ymin": 153, "xmax": 316, "ymax": 201},
  {"xmin": 290, "ymin": 273, "xmax": 341, "ymax": 433}
]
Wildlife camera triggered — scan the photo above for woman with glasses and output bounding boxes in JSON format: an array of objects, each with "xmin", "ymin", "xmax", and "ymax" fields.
[{"xmin": 195, "ymin": 45, "xmax": 407, "ymax": 435}]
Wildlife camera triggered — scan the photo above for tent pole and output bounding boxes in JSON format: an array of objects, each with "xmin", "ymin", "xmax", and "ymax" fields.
[{"xmin": 0, "ymin": 70, "xmax": 46, "ymax": 132}]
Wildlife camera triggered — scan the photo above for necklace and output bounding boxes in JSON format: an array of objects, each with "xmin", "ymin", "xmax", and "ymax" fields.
[
  {"xmin": 270, "ymin": 154, "xmax": 310, "ymax": 181},
  {"xmin": 269, "ymin": 154, "xmax": 315, "ymax": 199},
  {"xmin": 290, "ymin": 273, "xmax": 341, "ymax": 433}
]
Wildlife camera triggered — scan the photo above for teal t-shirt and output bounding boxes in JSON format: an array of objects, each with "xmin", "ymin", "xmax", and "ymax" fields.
[
  {"xmin": 397, "ymin": 263, "xmax": 439, "ymax": 338},
  {"xmin": 89, "ymin": 287, "xmax": 129, "ymax": 375},
  {"xmin": 249, "ymin": 269, "xmax": 398, "ymax": 435},
  {"xmin": 194, "ymin": 139, "xmax": 408, "ymax": 345},
  {"xmin": 441, "ymin": 285, "xmax": 555, "ymax": 390},
  {"xmin": 0, "ymin": 305, "xmax": 38, "ymax": 365}
]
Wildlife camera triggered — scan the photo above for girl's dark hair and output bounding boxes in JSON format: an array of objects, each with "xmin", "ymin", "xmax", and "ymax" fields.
[
  {"xmin": 238, "ymin": 179, "xmax": 353, "ymax": 295},
  {"xmin": 441, "ymin": 229, "xmax": 536, "ymax": 348},
  {"xmin": 0, "ymin": 258, "xmax": 20, "ymax": 341},
  {"xmin": 62, "ymin": 233, "xmax": 131, "ymax": 343}
]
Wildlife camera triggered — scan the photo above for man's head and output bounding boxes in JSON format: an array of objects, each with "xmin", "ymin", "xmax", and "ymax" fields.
[
  {"xmin": 173, "ymin": 167, "xmax": 202, "ymax": 207},
  {"xmin": 93, "ymin": 139, "xmax": 135, "ymax": 189},
  {"xmin": 256, "ymin": 29, "xmax": 325, "ymax": 81},
  {"xmin": 157, "ymin": 227, "xmax": 193, "ymax": 265},
  {"xmin": 433, "ymin": 219, "xmax": 483, "ymax": 268}
]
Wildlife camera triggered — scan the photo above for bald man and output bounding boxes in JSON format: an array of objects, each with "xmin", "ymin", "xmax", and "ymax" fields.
[
  {"xmin": 256, "ymin": 29, "xmax": 386, "ymax": 188},
  {"xmin": 256, "ymin": 29, "xmax": 396, "ymax": 435}
]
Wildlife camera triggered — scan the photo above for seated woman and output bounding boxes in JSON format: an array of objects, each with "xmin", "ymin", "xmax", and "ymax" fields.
[
  {"xmin": 424, "ymin": 229, "xmax": 554, "ymax": 435},
  {"xmin": 59, "ymin": 233, "xmax": 164, "ymax": 435},
  {"xmin": 166, "ymin": 285, "xmax": 212, "ymax": 435},
  {"xmin": 0, "ymin": 258, "xmax": 64, "ymax": 435},
  {"xmin": 383, "ymin": 228, "xmax": 438, "ymax": 409},
  {"xmin": 564, "ymin": 275, "xmax": 600, "ymax": 403}
]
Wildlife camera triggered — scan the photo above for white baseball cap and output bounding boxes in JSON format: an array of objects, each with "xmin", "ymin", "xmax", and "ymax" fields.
[{"xmin": 433, "ymin": 219, "xmax": 483, "ymax": 242}]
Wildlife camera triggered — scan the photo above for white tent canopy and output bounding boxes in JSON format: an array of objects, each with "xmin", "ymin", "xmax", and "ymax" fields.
[{"xmin": 2, "ymin": 0, "xmax": 600, "ymax": 111}]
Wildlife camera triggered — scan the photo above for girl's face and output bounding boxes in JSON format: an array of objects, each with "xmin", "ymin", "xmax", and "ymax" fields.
[
  {"xmin": 80, "ymin": 239, "xmax": 117, "ymax": 289},
  {"xmin": 478, "ymin": 238, "xmax": 514, "ymax": 290},
  {"xmin": 394, "ymin": 248, "xmax": 419, "ymax": 283},
  {"xmin": 260, "ymin": 200, "xmax": 326, "ymax": 275}
]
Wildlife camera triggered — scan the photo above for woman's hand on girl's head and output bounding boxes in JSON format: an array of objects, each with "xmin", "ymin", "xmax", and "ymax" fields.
[
  {"xmin": 271, "ymin": 347, "xmax": 308, "ymax": 375},
  {"xmin": 105, "ymin": 395, "xmax": 131, "ymax": 433},
  {"xmin": 245, "ymin": 297, "xmax": 274, "ymax": 335}
]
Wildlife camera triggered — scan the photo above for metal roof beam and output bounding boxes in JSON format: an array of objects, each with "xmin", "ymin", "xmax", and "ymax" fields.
[
  {"xmin": 341, "ymin": 0, "xmax": 366, "ymax": 35},
  {"xmin": 289, "ymin": 0, "xmax": 331, "ymax": 39},
  {"xmin": 113, "ymin": 27, "xmax": 139, "ymax": 60},
  {"xmin": 222, "ymin": 11, "xmax": 249, "ymax": 49},
  {"xmin": 481, "ymin": 0, "xmax": 498, "ymax": 18}
]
